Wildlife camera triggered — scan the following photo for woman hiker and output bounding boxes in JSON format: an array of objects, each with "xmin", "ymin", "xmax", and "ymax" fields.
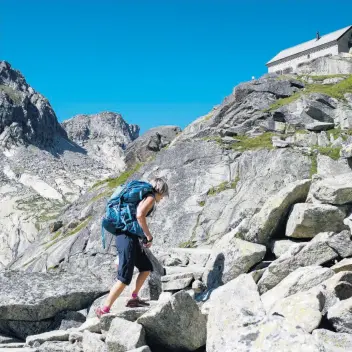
[{"xmin": 96, "ymin": 177, "xmax": 169, "ymax": 318}]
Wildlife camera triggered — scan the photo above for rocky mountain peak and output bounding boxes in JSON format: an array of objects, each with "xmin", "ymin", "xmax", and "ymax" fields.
[
  {"xmin": 0, "ymin": 61, "xmax": 66, "ymax": 148},
  {"xmin": 61, "ymin": 111, "xmax": 139, "ymax": 148}
]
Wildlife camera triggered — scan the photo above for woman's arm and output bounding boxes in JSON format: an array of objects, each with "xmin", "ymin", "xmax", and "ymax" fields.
[{"xmin": 136, "ymin": 195, "xmax": 155, "ymax": 242}]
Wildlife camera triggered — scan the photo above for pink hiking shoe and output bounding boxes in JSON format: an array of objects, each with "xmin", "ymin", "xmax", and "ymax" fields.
[
  {"xmin": 126, "ymin": 297, "xmax": 150, "ymax": 308},
  {"xmin": 95, "ymin": 306, "xmax": 110, "ymax": 318}
]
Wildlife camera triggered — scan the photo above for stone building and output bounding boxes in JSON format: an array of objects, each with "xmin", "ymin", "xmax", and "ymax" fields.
[{"xmin": 267, "ymin": 25, "xmax": 352, "ymax": 74}]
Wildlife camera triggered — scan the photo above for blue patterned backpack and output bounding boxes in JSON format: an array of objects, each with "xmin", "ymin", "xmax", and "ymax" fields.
[{"xmin": 101, "ymin": 180, "xmax": 154, "ymax": 248}]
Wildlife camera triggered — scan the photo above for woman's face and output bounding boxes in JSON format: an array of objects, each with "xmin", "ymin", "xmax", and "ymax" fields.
[{"xmin": 155, "ymin": 192, "xmax": 164, "ymax": 203}]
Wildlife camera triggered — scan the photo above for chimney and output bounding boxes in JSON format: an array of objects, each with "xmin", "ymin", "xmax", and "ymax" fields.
[{"xmin": 316, "ymin": 31, "xmax": 320, "ymax": 40}]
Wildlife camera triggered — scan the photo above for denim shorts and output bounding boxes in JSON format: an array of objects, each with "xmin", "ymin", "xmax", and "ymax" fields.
[{"xmin": 115, "ymin": 233, "xmax": 153, "ymax": 285}]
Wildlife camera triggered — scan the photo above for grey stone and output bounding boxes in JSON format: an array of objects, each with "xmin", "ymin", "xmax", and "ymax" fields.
[
  {"xmin": 309, "ymin": 173, "xmax": 352, "ymax": 205},
  {"xmin": 208, "ymin": 314, "xmax": 323, "ymax": 352},
  {"xmin": 285, "ymin": 203, "xmax": 347, "ymax": 238},
  {"xmin": 35, "ymin": 341, "xmax": 83, "ymax": 352},
  {"xmin": 261, "ymin": 266, "xmax": 334, "ymax": 312},
  {"xmin": 161, "ymin": 272, "xmax": 194, "ymax": 291},
  {"xmin": 310, "ymin": 230, "xmax": 352, "ymax": 258},
  {"xmin": 124, "ymin": 126, "xmax": 181, "ymax": 167},
  {"xmin": 269, "ymin": 238, "xmax": 303, "ymax": 258},
  {"xmin": 168, "ymin": 247, "xmax": 212, "ymax": 267},
  {"xmin": 55, "ymin": 311, "xmax": 86, "ymax": 330},
  {"xmin": 271, "ymin": 136, "xmax": 289, "ymax": 148},
  {"xmin": 313, "ymin": 329, "xmax": 352, "ymax": 352},
  {"xmin": 106, "ymin": 318, "xmax": 145, "ymax": 352},
  {"xmin": 310, "ymin": 271, "xmax": 352, "ymax": 315},
  {"xmin": 341, "ymin": 138, "xmax": 352, "ymax": 158},
  {"xmin": 69, "ymin": 332, "xmax": 83, "ymax": 343},
  {"xmin": 26, "ymin": 330, "xmax": 69, "ymax": 346},
  {"xmin": 245, "ymin": 179, "xmax": 311, "ymax": 244},
  {"xmin": 202, "ymin": 232, "xmax": 266, "ymax": 289},
  {"xmin": 157, "ymin": 292, "xmax": 172, "ymax": 304},
  {"xmin": 49, "ymin": 221, "xmax": 63, "ymax": 233},
  {"xmin": 0, "ymin": 319, "xmax": 54, "ymax": 340},
  {"xmin": 317, "ymin": 154, "xmax": 352, "ymax": 177},
  {"xmin": 206, "ymin": 275, "xmax": 265, "ymax": 342},
  {"xmin": 76, "ymin": 318, "xmax": 101, "ymax": 333},
  {"xmin": 269, "ymin": 291, "xmax": 324, "ymax": 332},
  {"xmin": 258, "ymin": 231, "xmax": 349, "ymax": 293},
  {"xmin": 163, "ymin": 265, "xmax": 205, "ymax": 280},
  {"xmin": 137, "ymin": 290, "xmax": 206, "ymax": 351},
  {"xmin": 82, "ymin": 331, "xmax": 106, "ymax": 352},
  {"xmin": 328, "ymin": 296, "xmax": 352, "ymax": 333},
  {"xmin": 0, "ymin": 271, "xmax": 107, "ymax": 321}
]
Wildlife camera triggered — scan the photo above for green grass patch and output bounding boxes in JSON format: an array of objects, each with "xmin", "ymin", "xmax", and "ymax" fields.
[
  {"xmin": 23, "ymin": 257, "xmax": 37, "ymax": 268},
  {"xmin": 315, "ymin": 146, "xmax": 341, "ymax": 160},
  {"xmin": 179, "ymin": 240, "xmax": 197, "ymax": 248},
  {"xmin": 231, "ymin": 132, "xmax": 275, "ymax": 151},
  {"xmin": 89, "ymin": 190, "xmax": 111, "ymax": 204},
  {"xmin": 265, "ymin": 92, "xmax": 301, "ymax": 112},
  {"xmin": 0, "ymin": 85, "xmax": 22, "ymax": 104},
  {"xmin": 90, "ymin": 163, "xmax": 143, "ymax": 191},
  {"xmin": 107, "ymin": 163, "xmax": 142, "ymax": 189},
  {"xmin": 300, "ymin": 74, "xmax": 348, "ymax": 82},
  {"xmin": 198, "ymin": 200, "xmax": 205, "ymax": 207},
  {"xmin": 203, "ymin": 113, "xmax": 213, "ymax": 121},
  {"xmin": 310, "ymin": 154, "xmax": 318, "ymax": 177},
  {"xmin": 51, "ymin": 230, "xmax": 62, "ymax": 241},
  {"xmin": 67, "ymin": 217, "xmax": 92, "ymax": 236},
  {"xmin": 44, "ymin": 217, "xmax": 92, "ymax": 250},
  {"xmin": 207, "ymin": 175, "xmax": 240, "ymax": 196},
  {"xmin": 267, "ymin": 75, "xmax": 352, "ymax": 112}
]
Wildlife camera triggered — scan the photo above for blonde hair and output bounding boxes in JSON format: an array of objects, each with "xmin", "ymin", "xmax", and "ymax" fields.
[{"xmin": 150, "ymin": 177, "xmax": 169, "ymax": 196}]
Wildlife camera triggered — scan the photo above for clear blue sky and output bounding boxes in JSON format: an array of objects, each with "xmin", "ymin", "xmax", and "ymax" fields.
[{"xmin": 1, "ymin": 0, "xmax": 352, "ymax": 133}]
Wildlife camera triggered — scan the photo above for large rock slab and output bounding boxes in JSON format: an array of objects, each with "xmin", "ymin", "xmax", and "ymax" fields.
[
  {"xmin": 261, "ymin": 266, "xmax": 334, "ymax": 312},
  {"xmin": 245, "ymin": 179, "xmax": 311, "ymax": 244},
  {"xmin": 161, "ymin": 272, "xmax": 194, "ymax": 291},
  {"xmin": 258, "ymin": 231, "xmax": 350, "ymax": 293},
  {"xmin": 269, "ymin": 291, "xmax": 324, "ymax": 332},
  {"xmin": 308, "ymin": 173, "xmax": 352, "ymax": 205},
  {"xmin": 0, "ymin": 271, "xmax": 108, "ymax": 321},
  {"xmin": 327, "ymin": 296, "xmax": 352, "ymax": 333},
  {"xmin": 0, "ymin": 319, "xmax": 54, "ymax": 340},
  {"xmin": 137, "ymin": 290, "xmax": 206, "ymax": 351},
  {"xmin": 82, "ymin": 331, "xmax": 106, "ymax": 352},
  {"xmin": 208, "ymin": 314, "xmax": 323, "ymax": 352},
  {"xmin": 313, "ymin": 329, "xmax": 352, "ymax": 352},
  {"xmin": 202, "ymin": 232, "xmax": 266, "ymax": 290},
  {"xmin": 286, "ymin": 203, "xmax": 347, "ymax": 238},
  {"xmin": 26, "ymin": 330, "xmax": 69, "ymax": 347},
  {"xmin": 106, "ymin": 317, "xmax": 145, "ymax": 352},
  {"xmin": 206, "ymin": 274, "xmax": 265, "ymax": 350}
]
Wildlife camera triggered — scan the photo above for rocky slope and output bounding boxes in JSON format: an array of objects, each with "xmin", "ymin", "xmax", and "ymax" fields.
[
  {"xmin": 0, "ymin": 61, "xmax": 142, "ymax": 269},
  {"xmin": 3, "ymin": 62, "xmax": 352, "ymax": 351}
]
